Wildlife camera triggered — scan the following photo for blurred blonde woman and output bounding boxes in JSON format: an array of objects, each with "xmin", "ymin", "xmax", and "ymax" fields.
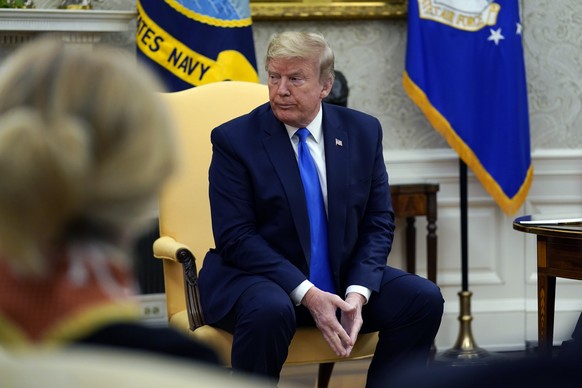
[{"xmin": 0, "ymin": 39, "xmax": 219, "ymax": 364}]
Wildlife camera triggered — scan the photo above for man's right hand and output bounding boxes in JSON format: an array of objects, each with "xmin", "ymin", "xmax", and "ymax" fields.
[{"xmin": 301, "ymin": 287, "xmax": 355, "ymax": 357}]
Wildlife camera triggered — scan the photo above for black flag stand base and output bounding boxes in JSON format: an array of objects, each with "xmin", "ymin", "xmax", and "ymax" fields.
[{"xmin": 435, "ymin": 290, "xmax": 496, "ymax": 366}]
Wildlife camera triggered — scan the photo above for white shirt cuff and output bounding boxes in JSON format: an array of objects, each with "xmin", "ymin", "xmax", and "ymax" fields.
[
  {"xmin": 290, "ymin": 280, "xmax": 314, "ymax": 305},
  {"xmin": 346, "ymin": 285, "xmax": 371, "ymax": 304}
]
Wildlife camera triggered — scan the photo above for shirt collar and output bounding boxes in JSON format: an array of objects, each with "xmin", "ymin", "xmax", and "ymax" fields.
[{"xmin": 285, "ymin": 104, "xmax": 323, "ymax": 144}]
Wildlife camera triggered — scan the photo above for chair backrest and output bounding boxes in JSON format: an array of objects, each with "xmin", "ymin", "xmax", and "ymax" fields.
[{"xmin": 158, "ymin": 81, "xmax": 269, "ymax": 319}]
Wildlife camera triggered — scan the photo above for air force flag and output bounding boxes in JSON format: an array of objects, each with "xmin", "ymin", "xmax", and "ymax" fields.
[
  {"xmin": 137, "ymin": 0, "xmax": 259, "ymax": 92},
  {"xmin": 404, "ymin": 0, "xmax": 532, "ymax": 215}
]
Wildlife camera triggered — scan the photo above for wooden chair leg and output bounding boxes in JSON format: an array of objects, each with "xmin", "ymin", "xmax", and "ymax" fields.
[{"xmin": 317, "ymin": 362, "xmax": 334, "ymax": 388}]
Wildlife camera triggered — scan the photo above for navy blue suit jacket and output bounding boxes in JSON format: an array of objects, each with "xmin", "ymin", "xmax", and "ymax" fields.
[{"xmin": 199, "ymin": 102, "xmax": 396, "ymax": 324}]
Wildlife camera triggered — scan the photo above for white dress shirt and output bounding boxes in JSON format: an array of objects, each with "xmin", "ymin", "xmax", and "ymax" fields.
[{"xmin": 284, "ymin": 105, "xmax": 371, "ymax": 305}]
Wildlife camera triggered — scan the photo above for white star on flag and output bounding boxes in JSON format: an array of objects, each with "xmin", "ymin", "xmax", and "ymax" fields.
[
  {"xmin": 488, "ymin": 28, "xmax": 505, "ymax": 45},
  {"xmin": 516, "ymin": 22, "xmax": 523, "ymax": 35}
]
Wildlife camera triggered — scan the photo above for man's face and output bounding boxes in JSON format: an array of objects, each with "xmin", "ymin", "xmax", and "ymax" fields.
[{"xmin": 267, "ymin": 56, "xmax": 332, "ymax": 128}]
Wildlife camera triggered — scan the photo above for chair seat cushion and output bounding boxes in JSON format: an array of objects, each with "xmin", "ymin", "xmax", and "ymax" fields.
[{"xmin": 170, "ymin": 310, "xmax": 378, "ymax": 367}]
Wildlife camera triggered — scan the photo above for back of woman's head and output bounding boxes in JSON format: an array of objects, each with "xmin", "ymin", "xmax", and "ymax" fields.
[{"xmin": 0, "ymin": 38, "xmax": 176, "ymax": 275}]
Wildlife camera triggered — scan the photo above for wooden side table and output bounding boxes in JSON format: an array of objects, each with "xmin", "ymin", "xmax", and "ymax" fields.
[
  {"xmin": 390, "ymin": 183, "xmax": 439, "ymax": 284},
  {"xmin": 513, "ymin": 216, "xmax": 582, "ymax": 356}
]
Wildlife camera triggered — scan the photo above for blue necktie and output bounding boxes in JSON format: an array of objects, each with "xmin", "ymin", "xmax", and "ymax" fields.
[{"xmin": 296, "ymin": 128, "xmax": 335, "ymax": 294}]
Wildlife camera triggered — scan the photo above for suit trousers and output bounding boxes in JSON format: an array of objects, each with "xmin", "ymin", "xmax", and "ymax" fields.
[{"xmin": 212, "ymin": 266, "xmax": 444, "ymax": 387}]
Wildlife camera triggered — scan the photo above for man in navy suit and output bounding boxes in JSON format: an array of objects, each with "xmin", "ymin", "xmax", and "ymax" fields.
[{"xmin": 198, "ymin": 31, "xmax": 444, "ymax": 387}]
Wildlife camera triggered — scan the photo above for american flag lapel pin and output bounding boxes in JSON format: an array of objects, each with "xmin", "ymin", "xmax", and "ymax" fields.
[{"xmin": 335, "ymin": 138, "xmax": 343, "ymax": 147}]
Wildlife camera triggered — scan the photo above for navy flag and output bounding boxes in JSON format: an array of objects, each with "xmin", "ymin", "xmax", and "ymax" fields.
[
  {"xmin": 137, "ymin": 0, "xmax": 259, "ymax": 92},
  {"xmin": 404, "ymin": 0, "xmax": 532, "ymax": 215}
]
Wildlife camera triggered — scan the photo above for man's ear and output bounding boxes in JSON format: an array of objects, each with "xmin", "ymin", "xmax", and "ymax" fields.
[{"xmin": 320, "ymin": 77, "xmax": 334, "ymax": 99}]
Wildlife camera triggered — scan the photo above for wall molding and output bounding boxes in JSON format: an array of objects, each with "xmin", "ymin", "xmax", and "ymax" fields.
[
  {"xmin": 0, "ymin": 9, "xmax": 136, "ymax": 32},
  {"xmin": 384, "ymin": 148, "xmax": 582, "ymax": 350},
  {"xmin": 0, "ymin": 9, "xmax": 136, "ymax": 53}
]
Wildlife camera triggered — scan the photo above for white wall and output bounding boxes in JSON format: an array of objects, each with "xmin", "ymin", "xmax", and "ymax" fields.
[{"xmin": 386, "ymin": 148, "xmax": 582, "ymax": 351}]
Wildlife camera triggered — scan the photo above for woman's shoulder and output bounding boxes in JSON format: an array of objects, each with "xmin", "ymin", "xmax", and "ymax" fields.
[{"xmin": 75, "ymin": 322, "xmax": 222, "ymax": 365}]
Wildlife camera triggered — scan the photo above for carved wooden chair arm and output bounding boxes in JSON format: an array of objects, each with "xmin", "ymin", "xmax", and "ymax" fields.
[{"xmin": 153, "ymin": 236, "xmax": 205, "ymax": 330}]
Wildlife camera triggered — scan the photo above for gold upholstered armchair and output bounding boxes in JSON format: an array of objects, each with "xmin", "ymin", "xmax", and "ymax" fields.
[{"xmin": 153, "ymin": 81, "xmax": 379, "ymax": 387}]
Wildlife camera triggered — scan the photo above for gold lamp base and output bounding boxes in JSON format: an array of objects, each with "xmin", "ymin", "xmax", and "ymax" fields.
[{"xmin": 436, "ymin": 291, "xmax": 500, "ymax": 366}]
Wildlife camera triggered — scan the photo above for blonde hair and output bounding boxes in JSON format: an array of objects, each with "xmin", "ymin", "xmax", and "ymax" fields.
[
  {"xmin": 265, "ymin": 31, "xmax": 335, "ymax": 85},
  {"xmin": 0, "ymin": 38, "xmax": 176, "ymax": 275}
]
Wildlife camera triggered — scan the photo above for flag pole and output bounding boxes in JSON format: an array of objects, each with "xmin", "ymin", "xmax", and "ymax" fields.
[{"xmin": 436, "ymin": 159, "xmax": 493, "ymax": 365}]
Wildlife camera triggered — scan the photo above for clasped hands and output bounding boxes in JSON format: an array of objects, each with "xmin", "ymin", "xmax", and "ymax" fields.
[{"xmin": 302, "ymin": 287, "xmax": 365, "ymax": 357}]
